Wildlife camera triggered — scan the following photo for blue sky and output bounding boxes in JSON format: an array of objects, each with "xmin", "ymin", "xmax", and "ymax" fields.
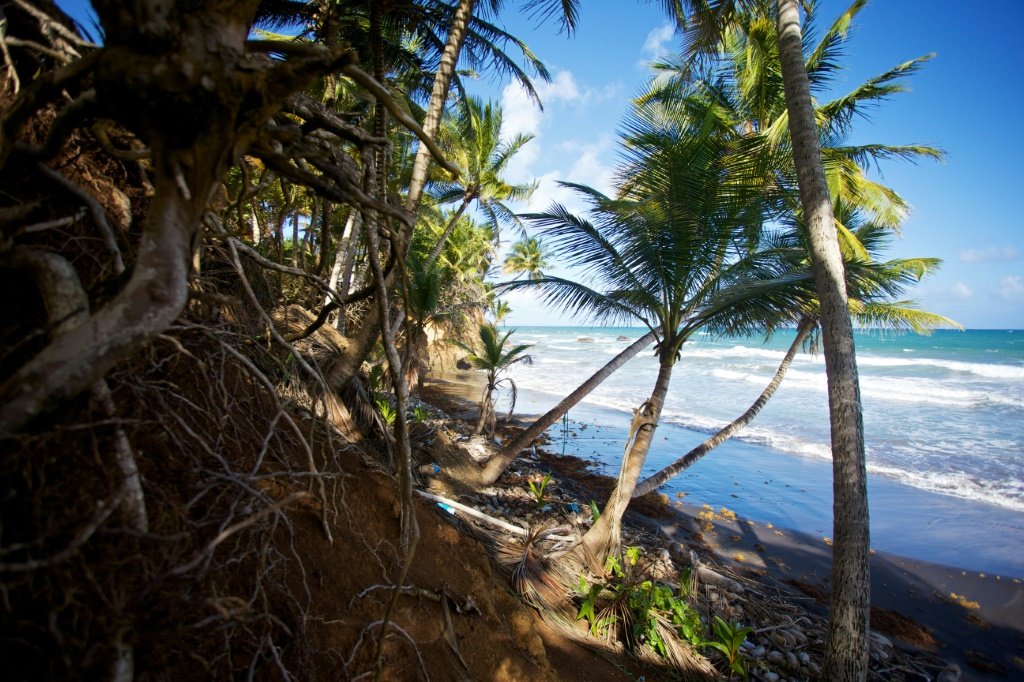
[{"xmin": 55, "ymin": 1, "xmax": 1024, "ymax": 328}]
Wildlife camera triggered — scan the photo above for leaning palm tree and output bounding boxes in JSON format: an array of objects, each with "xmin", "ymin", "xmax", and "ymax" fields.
[
  {"xmin": 502, "ymin": 237, "xmax": 551, "ymax": 280},
  {"xmin": 633, "ymin": 219, "xmax": 961, "ymax": 497},
  {"xmin": 455, "ymin": 322, "xmax": 534, "ymax": 437},
  {"xmin": 506, "ymin": 91, "xmax": 804, "ymax": 565},
  {"xmin": 630, "ymin": 0, "xmax": 947, "ymax": 500},
  {"xmin": 662, "ymin": 2, "xmax": 941, "ymax": 673}
]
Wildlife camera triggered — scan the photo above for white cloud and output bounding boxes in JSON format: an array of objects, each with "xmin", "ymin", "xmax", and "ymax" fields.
[
  {"xmin": 641, "ymin": 23, "xmax": 676, "ymax": 63},
  {"xmin": 948, "ymin": 282, "xmax": 974, "ymax": 300},
  {"xmin": 1000, "ymin": 275, "xmax": 1024, "ymax": 301},
  {"xmin": 500, "ymin": 69, "xmax": 581, "ymax": 141},
  {"xmin": 959, "ymin": 245, "xmax": 1021, "ymax": 263}
]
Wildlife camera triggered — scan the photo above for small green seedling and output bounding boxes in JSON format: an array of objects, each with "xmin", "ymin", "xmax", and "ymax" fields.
[
  {"xmin": 376, "ymin": 397, "xmax": 397, "ymax": 426},
  {"xmin": 705, "ymin": 616, "xmax": 754, "ymax": 680},
  {"xmin": 589, "ymin": 499, "xmax": 601, "ymax": 522},
  {"xmin": 527, "ymin": 472, "xmax": 553, "ymax": 506},
  {"xmin": 412, "ymin": 405, "xmax": 430, "ymax": 424}
]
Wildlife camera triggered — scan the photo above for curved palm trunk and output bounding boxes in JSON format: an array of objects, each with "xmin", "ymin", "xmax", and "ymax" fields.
[
  {"xmin": 633, "ymin": 319, "xmax": 814, "ymax": 498},
  {"xmin": 404, "ymin": 0, "xmax": 474, "ymax": 215},
  {"xmin": 578, "ymin": 359, "xmax": 674, "ymax": 566},
  {"xmin": 479, "ymin": 330, "xmax": 658, "ymax": 486},
  {"xmin": 776, "ymin": 2, "xmax": 870, "ymax": 678}
]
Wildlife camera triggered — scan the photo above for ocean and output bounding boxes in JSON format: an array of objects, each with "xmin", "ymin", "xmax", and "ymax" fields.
[{"xmin": 500, "ymin": 326, "xmax": 1024, "ymax": 577}]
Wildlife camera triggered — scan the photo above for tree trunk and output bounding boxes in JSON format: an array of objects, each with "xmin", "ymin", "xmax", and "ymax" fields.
[
  {"xmin": 291, "ymin": 209, "xmax": 300, "ymax": 267},
  {"xmin": 479, "ymin": 330, "xmax": 658, "ymax": 486},
  {"xmin": 0, "ymin": 169, "xmax": 202, "ymax": 436},
  {"xmin": 327, "ymin": 209, "xmax": 359, "ymax": 331},
  {"xmin": 334, "ymin": 0, "xmax": 474, "ymax": 382},
  {"xmin": 403, "ymin": 0, "xmax": 474, "ymax": 215},
  {"xmin": 633, "ymin": 318, "xmax": 814, "ymax": 498},
  {"xmin": 577, "ymin": 358, "xmax": 674, "ymax": 566},
  {"xmin": 776, "ymin": 2, "xmax": 870, "ymax": 678}
]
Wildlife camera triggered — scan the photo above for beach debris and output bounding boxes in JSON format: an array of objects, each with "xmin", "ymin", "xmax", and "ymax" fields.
[
  {"xmin": 689, "ymin": 550, "xmax": 745, "ymax": 594},
  {"xmin": 937, "ymin": 663, "xmax": 961, "ymax": 682}
]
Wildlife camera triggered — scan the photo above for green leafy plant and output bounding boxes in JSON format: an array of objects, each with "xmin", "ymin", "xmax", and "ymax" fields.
[
  {"xmin": 526, "ymin": 472, "xmax": 553, "ymax": 507},
  {"xmin": 576, "ymin": 548, "xmax": 706, "ymax": 663},
  {"xmin": 589, "ymin": 499, "xmax": 601, "ymax": 522},
  {"xmin": 704, "ymin": 616, "xmax": 754, "ymax": 681},
  {"xmin": 411, "ymin": 405, "xmax": 430, "ymax": 424},
  {"xmin": 575, "ymin": 575, "xmax": 617, "ymax": 636},
  {"xmin": 376, "ymin": 398, "xmax": 397, "ymax": 426}
]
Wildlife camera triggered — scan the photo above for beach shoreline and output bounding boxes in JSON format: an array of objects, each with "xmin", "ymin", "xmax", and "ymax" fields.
[{"xmin": 420, "ymin": 371, "xmax": 1024, "ymax": 680}]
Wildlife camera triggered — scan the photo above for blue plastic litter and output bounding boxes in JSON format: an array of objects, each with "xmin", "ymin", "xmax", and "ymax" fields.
[
  {"xmin": 433, "ymin": 463, "xmax": 441, "ymax": 474},
  {"xmin": 437, "ymin": 502, "xmax": 456, "ymax": 515},
  {"xmin": 566, "ymin": 502, "xmax": 580, "ymax": 514}
]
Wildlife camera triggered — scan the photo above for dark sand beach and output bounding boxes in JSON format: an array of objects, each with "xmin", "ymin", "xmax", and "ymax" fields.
[{"xmin": 422, "ymin": 372, "xmax": 1024, "ymax": 681}]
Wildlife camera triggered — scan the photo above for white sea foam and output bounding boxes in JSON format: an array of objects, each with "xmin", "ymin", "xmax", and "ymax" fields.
[
  {"xmin": 682, "ymin": 344, "xmax": 1024, "ymax": 380},
  {"xmin": 710, "ymin": 366, "xmax": 1024, "ymax": 409}
]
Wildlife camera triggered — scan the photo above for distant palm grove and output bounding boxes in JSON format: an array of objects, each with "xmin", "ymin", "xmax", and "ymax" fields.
[{"xmin": 0, "ymin": 1, "xmax": 953, "ymax": 680}]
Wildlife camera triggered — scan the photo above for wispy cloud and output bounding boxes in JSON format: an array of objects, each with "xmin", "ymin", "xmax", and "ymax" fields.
[
  {"xmin": 500, "ymin": 69, "xmax": 581, "ymax": 140},
  {"xmin": 959, "ymin": 245, "xmax": 1021, "ymax": 263},
  {"xmin": 1000, "ymin": 275, "xmax": 1024, "ymax": 301},
  {"xmin": 947, "ymin": 282, "xmax": 974, "ymax": 300},
  {"xmin": 640, "ymin": 23, "xmax": 676, "ymax": 66}
]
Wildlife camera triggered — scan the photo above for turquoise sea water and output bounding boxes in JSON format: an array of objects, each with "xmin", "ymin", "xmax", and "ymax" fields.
[{"xmin": 501, "ymin": 327, "xmax": 1024, "ymax": 576}]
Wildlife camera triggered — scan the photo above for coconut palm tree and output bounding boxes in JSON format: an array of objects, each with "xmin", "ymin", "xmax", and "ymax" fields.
[
  {"xmin": 633, "ymin": 219, "xmax": 960, "ymax": 497},
  {"xmin": 490, "ymin": 299, "xmax": 513, "ymax": 324},
  {"xmin": 630, "ymin": 0, "xmax": 947, "ymax": 501},
  {"xmin": 663, "ymin": 2, "xmax": 941, "ymax": 672},
  {"xmin": 426, "ymin": 96, "xmax": 537, "ymax": 267},
  {"xmin": 502, "ymin": 237, "xmax": 550, "ymax": 280},
  {"xmin": 506, "ymin": 90, "xmax": 803, "ymax": 565},
  {"xmin": 455, "ymin": 322, "xmax": 534, "ymax": 436}
]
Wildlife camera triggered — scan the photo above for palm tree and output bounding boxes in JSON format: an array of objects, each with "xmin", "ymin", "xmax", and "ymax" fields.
[
  {"xmin": 633, "ymin": 221, "xmax": 960, "ymax": 497},
  {"xmin": 667, "ymin": 2, "xmax": 941, "ymax": 673},
  {"xmin": 507, "ymin": 90, "xmax": 799, "ymax": 565},
  {"xmin": 630, "ymin": 0, "xmax": 947, "ymax": 502},
  {"xmin": 455, "ymin": 322, "xmax": 534, "ymax": 436},
  {"xmin": 490, "ymin": 299, "xmax": 513, "ymax": 324},
  {"xmin": 426, "ymin": 96, "xmax": 537, "ymax": 268},
  {"xmin": 502, "ymin": 237, "xmax": 550, "ymax": 280}
]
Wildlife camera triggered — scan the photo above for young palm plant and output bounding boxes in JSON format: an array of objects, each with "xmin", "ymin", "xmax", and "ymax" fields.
[{"xmin": 455, "ymin": 322, "xmax": 534, "ymax": 437}]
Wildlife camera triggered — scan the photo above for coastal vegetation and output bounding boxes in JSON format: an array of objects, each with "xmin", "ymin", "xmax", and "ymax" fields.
[{"xmin": 0, "ymin": 1, "xmax": 968, "ymax": 680}]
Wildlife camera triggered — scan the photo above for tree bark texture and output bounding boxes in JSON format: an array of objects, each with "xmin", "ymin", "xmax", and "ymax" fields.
[
  {"xmin": 632, "ymin": 318, "xmax": 813, "ymax": 498},
  {"xmin": 776, "ymin": 1, "xmax": 870, "ymax": 678},
  {"xmin": 578, "ymin": 359, "xmax": 674, "ymax": 566},
  {"xmin": 403, "ymin": 0, "xmax": 474, "ymax": 215}
]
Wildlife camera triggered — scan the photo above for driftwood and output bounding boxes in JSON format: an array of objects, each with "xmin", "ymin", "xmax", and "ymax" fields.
[{"xmin": 415, "ymin": 489, "xmax": 575, "ymax": 543}]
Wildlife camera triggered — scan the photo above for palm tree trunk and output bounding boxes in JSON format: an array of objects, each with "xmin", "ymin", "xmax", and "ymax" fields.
[
  {"xmin": 335, "ymin": 0, "xmax": 474, "ymax": 385},
  {"xmin": 632, "ymin": 318, "xmax": 814, "ymax": 498},
  {"xmin": 578, "ymin": 358, "xmax": 674, "ymax": 566},
  {"xmin": 425, "ymin": 195, "xmax": 471, "ymax": 270},
  {"xmin": 403, "ymin": 0, "xmax": 474, "ymax": 215},
  {"xmin": 479, "ymin": 330, "xmax": 658, "ymax": 486},
  {"xmin": 776, "ymin": 2, "xmax": 870, "ymax": 678},
  {"xmin": 473, "ymin": 377, "xmax": 495, "ymax": 436}
]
